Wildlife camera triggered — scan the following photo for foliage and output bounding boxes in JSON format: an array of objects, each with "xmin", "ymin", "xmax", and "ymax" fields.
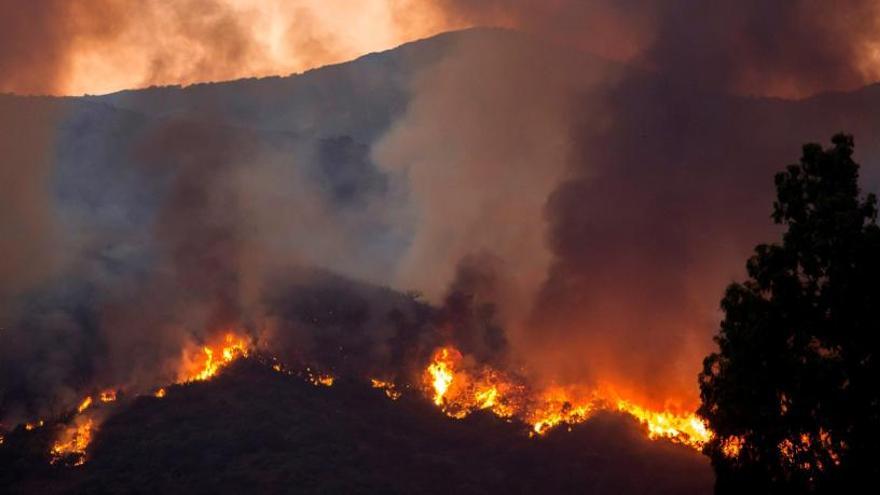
[{"xmin": 699, "ymin": 134, "xmax": 880, "ymax": 493}]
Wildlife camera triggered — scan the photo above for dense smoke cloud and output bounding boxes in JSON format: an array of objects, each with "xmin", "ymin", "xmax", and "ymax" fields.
[
  {"xmin": 372, "ymin": 2, "xmax": 880, "ymax": 406},
  {"xmin": 0, "ymin": 104, "xmax": 411, "ymax": 423},
  {"xmin": 0, "ymin": 98, "xmax": 66, "ymax": 309},
  {"xmin": 429, "ymin": 0, "xmax": 880, "ymax": 98},
  {"xmin": 3, "ymin": 1, "xmax": 880, "ymax": 427},
  {"xmin": 372, "ymin": 31, "xmax": 603, "ymax": 329}
]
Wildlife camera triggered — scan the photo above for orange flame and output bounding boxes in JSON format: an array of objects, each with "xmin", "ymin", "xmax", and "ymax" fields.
[
  {"xmin": 50, "ymin": 418, "xmax": 95, "ymax": 466},
  {"xmin": 24, "ymin": 420, "xmax": 44, "ymax": 431},
  {"xmin": 312, "ymin": 374, "xmax": 335, "ymax": 387},
  {"xmin": 304, "ymin": 367, "xmax": 335, "ymax": 387},
  {"xmin": 177, "ymin": 333, "xmax": 251, "ymax": 383},
  {"xmin": 76, "ymin": 396, "xmax": 93, "ymax": 414},
  {"xmin": 371, "ymin": 378, "xmax": 402, "ymax": 400},
  {"xmin": 422, "ymin": 346, "xmax": 713, "ymax": 450},
  {"xmin": 426, "ymin": 348, "xmax": 455, "ymax": 406},
  {"xmin": 45, "ymin": 331, "xmax": 252, "ymax": 466}
]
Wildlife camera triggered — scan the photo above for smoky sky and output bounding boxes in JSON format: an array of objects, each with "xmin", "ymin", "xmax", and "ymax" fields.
[
  {"xmin": 3, "ymin": 0, "xmax": 880, "ymax": 97},
  {"xmin": 0, "ymin": 0, "xmax": 450, "ymax": 96},
  {"xmin": 430, "ymin": 0, "xmax": 880, "ymax": 98},
  {"xmin": 4, "ymin": 1, "xmax": 880, "ymax": 426}
]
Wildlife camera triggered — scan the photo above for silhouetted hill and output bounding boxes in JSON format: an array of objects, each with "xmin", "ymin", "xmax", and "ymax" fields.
[{"xmin": 2, "ymin": 359, "xmax": 712, "ymax": 494}]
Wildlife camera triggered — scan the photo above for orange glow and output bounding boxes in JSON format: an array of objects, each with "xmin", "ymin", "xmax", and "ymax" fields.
[
  {"xmin": 50, "ymin": 418, "xmax": 95, "ymax": 466},
  {"xmin": 177, "ymin": 333, "xmax": 251, "ymax": 383},
  {"xmin": 422, "ymin": 346, "xmax": 713, "ymax": 450},
  {"xmin": 371, "ymin": 378, "xmax": 402, "ymax": 400},
  {"xmin": 426, "ymin": 348, "xmax": 455, "ymax": 406},
  {"xmin": 76, "ymin": 396, "xmax": 93, "ymax": 414},
  {"xmin": 307, "ymin": 370, "xmax": 335, "ymax": 387},
  {"xmin": 154, "ymin": 387, "xmax": 167, "ymax": 398},
  {"xmin": 720, "ymin": 435, "xmax": 744, "ymax": 458},
  {"xmin": 99, "ymin": 390, "xmax": 117, "ymax": 403},
  {"xmin": 24, "ymin": 420, "xmax": 44, "ymax": 431},
  {"xmin": 28, "ymin": 0, "xmax": 458, "ymax": 96},
  {"xmin": 615, "ymin": 399, "xmax": 712, "ymax": 449}
]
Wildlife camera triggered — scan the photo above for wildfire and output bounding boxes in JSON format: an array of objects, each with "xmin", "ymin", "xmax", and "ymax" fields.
[
  {"xmin": 50, "ymin": 418, "xmax": 95, "ymax": 466},
  {"xmin": 42, "ymin": 331, "xmax": 253, "ymax": 466},
  {"xmin": 77, "ymin": 396, "xmax": 93, "ymax": 414},
  {"xmin": 426, "ymin": 348, "xmax": 455, "ymax": 406},
  {"xmin": 423, "ymin": 347, "xmax": 523, "ymax": 419},
  {"xmin": 305, "ymin": 368, "xmax": 335, "ymax": 387},
  {"xmin": 178, "ymin": 333, "xmax": 251, "ymax": 383},
  {"xmin": 615, "ymin": 400, "xmax": 712, "ymax": 448},
  {"xmin": 371, "ymin": 378, "xmax": 402, "ymax": 400},
  {"xmin": 24, "ymin": 420, "xmax": 44, "ymax": 431},
  {"xmin": 721, "ymin": 435, "xmax": 744, "ymax": 458},
  {"xmin": 13, "ymin": 336, "xmax": 717, "ymax": 470},
  {"xmin": 422, "ymin": 346, "xmax": 714, "ymax": 450}
]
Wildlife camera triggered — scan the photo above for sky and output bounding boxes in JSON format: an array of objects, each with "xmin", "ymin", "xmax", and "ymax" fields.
[{"xmin": 4, "ymin": 0, "xmax": 880, "ymax": 98}]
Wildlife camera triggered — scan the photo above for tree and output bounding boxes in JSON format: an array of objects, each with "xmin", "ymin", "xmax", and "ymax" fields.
[{"xmin": 699, "ymin": 134, "xmax": 880, "ymax": 493}]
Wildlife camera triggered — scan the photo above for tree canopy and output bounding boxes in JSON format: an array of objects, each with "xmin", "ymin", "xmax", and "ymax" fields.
[{"xmin": 699, "ymin": 134, "xmax": 880, "ymax": 493}]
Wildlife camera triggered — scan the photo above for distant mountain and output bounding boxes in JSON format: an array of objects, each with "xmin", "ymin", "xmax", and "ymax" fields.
[{"xmin": 84, "ymin": 28, "xmax": 546, "ymax": 142}]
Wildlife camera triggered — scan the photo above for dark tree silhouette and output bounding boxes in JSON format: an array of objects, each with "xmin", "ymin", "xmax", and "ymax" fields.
[{"xmin": 699, "ymin": 134, "xmax": 880, "ymax": 494}]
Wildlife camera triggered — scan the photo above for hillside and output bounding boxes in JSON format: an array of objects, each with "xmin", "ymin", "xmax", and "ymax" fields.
[{"xmin": 1, "ymin": 359, "xmax": 712, "ymax": 494}]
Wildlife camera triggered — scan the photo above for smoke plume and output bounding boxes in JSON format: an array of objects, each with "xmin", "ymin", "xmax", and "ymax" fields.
[
  {"xmin": 429, "ymin": 0, "xmax": 880, "ymax": 98},
  {"xmin": 3, "ymin": 1, "xmax": 880, "ymax": 427}
]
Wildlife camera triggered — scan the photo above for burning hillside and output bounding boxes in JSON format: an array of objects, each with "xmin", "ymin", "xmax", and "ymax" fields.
[
  {"xmin": 423, "ymin": 346, "xmax": 711, "ymax": 448},
  {"xmin": 2, "ymin": 4, "xmax": 880, "ymax": 491},
  {"xmin": 1, "ymin": 353, "xmax": 712, "ymax": 494},
  {"xmin": 3, "ymin": 327, "xmax": 714, "ymax": 471}
]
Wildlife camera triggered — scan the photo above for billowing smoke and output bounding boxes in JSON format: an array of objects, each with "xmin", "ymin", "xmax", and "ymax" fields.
[
  {"xmin": 0, "ymin": 102, "xmax": 415, "ymax": 423},
  {"xmin": 371, "ymin": 2, "xmax": 880, "ymax": 408},
  {"xmin": 371, "ymin": 30, "xmax": 608, "ymax": 330},
  {"xmin": 428, "ymin": 0, "xmax": 880, "ymax": 98},
  {"xmin": 0, "ymin": 98, "xmax": 64, "ymax": 304},
  {"xmin": 3, "ymin": 1, "xmax": 880, "ymax": 428}
]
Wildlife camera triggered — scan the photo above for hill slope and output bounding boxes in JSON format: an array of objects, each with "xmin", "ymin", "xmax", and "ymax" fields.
[{"xmin": 2, "ymin": 359, "xmax": 712, "ymax": 494}]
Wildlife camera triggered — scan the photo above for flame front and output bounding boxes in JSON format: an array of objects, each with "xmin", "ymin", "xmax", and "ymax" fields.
[
  {"xmin": 42, "ymin": 331, "xmax": 252, "ymax": 466},
  {"xmin": 423, "ymin": 346, "xmax": 713, "ymax": 450},
  {"xmin": 371, "ymin": 378, "xmax": 402, "ymax": 400},
  {"xmin": 178, "ymin": 333, "xmax": 251, "ymax": 383},
  {"xmin": 50, "ymin": 418, "xmax": 95, "ymax": 466}
]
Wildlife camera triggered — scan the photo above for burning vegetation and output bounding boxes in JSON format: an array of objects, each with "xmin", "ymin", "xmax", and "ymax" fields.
[
  {"xmin": 8, "ymin": 332, "xmax": 717, "ymax": 469},
  {"xmin": 422, "ymin": 346, "xmax": 713, "ymax": 450},
  {"xmin": 178, "ymin": 333, "xmax": 252, "ymax": 383},
  {"xmin": 38, "ymin": 332, "xmax": 260, "ymax": 466}
]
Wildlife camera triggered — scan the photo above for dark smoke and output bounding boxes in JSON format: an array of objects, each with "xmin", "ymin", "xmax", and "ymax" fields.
[
  {"xmin": 3, "ymin": 2, "xmax": 880, "ymax": 428},
  {"xmin": 430, "ymin": 0, "xmax": 880, "ymax": 97}
]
